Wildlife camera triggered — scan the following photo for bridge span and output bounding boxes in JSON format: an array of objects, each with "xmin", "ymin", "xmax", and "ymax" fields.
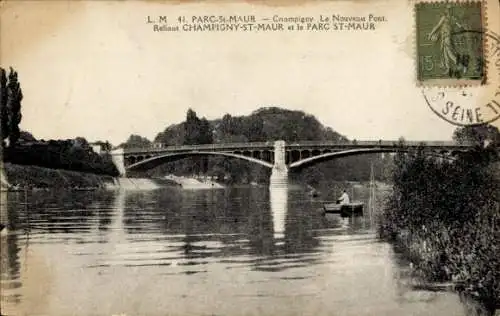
[{"xmin": 110, "ymin": 140, "xmax": 472, "ymax": 182}]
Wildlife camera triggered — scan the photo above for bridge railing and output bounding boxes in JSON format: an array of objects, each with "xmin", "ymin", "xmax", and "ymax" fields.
[
  {"xmin": 123, "ymin": 140, "xmax": 471, "ymax": 154},
  {"xmin": 286, "ymin": 140, "xmax": 468, "ymax": 147},
  {"xmin": 124, "ymin": 142, "xmax": 275, "ymax": 153}
]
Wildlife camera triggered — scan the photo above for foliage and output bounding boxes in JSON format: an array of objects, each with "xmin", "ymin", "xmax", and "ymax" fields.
[
  {"xmin": 154, "ymin": 123, "xmax": 185, "ymax": 145},
  {"xmin": 184, "ymin": 108, "xmax": 213, "ymax": 145},
  {"xmin": 0, "ymin": 69, "xmax": 8, "ymax": 144},
  {"xmin": 453, "ymin": 125, "xmax": 500, "ymax": 147},
  {"xmin": 118, "ymin": 134, "xmax": 152, "ymax": 149},
  {"xmin": 19, "ymin": 130, "xmax": 36, "ymax": 142},
  {"xmin": 4, "ymin": 162, "xmax": 116, "ymax": 189},
  {"xmin": 180, "ymin": 109, "xmax": 213, "ymax": 175},
  {"xmin": 211, "ymin": 107, "xmax": 347, "ymax": 143},
  {"xmin": 379, "ymin": 125, "xmax": 500, "ymax": 311},
  {"xmin": 4, "ymin": 137, "xmax": 119, "ymax": 177},
  {"xmin": 0, "ymin": 67, "xmax": 23, "ymax": 148}
]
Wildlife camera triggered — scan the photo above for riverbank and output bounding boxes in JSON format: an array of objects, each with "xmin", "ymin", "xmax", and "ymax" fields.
[
  {"xmin": 378, "ymin": 147, "xmax": 500, "ymax": 315},
  {"xmin": 3, "ymin": 163, "xmax": 117, "ymax": 190},
  {"xmin": 1, "ymin": 163, "xmax": 176, "ymax": 191},
  {"xmin": 385, "ymin": 226, "xmax": 499, "ymax": 315},
  {"xmin": 164, "ymin": 175, "xmax": 224, "ymax": 189}
]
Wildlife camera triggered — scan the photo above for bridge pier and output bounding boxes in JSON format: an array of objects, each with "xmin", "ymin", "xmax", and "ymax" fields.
[
  {"xmin": 270, "ymin": 140, "xmax": 288, "ymax": 186},
  {"xmin": 111, "ymin": 148, "xmax": 127, "ymax": 177}
]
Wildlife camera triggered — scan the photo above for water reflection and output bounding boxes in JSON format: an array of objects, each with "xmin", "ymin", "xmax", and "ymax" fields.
[
  {"xmin": 0, "ymin": 190, "xmax": 22, "ymax": 306},
  {"xmin": 270, "ymin": 184, "xmax": 286, "ymax": 241},
  {"xmin": 0, "ymin": 186, "xmax": 492, "ymax": 316}
]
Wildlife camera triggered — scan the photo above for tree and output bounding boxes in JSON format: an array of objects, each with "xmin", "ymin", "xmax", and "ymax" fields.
[
  {"xmin": 155, "ymin": 123, "xmax": 185, "ymax": 146},
  {"xmin": 103, "ymin": 141, "xmax": 112, "ymax": 151},
  {"xmin": 6, "ymin": 68, "xmax": 23, "ymax": 146},
  {"xmin": 220, "ymin": 114, "xmax": 234, "ymax": 135},
  {"xmin": 119, "ymin": 134, "xmax": 152, "ymax": 149},
  {"xmin": 1, "ymin": 67, "xmax": 23, "ymax": 148},
  {"xmin": 19, "ymin": 130, "xmax": 36, "ymax": 142},
  {"xmin": 244, "ymin": 116, "xmax": 264, "ymax": 142},
  {"xmin": 453, "ymin": 125, "xmax": 500, "ymax": 147},
  {"xmin": 184, "ymin": 108, "xmax": 201, "ymax": 145},
  {"xmin": 0, "ymin": 68, "xmax": 8, "ymax": 146},
  {"xmin": 198, "ymin": 118, "xmax": 213, "ymax": 144},
  {"xmin": 74, "ymin": 137, "xmax": 90, "ymax": 148},
  {"xmin": 183, "ymin": 109, "xmax": 213, "ymax": 174}
]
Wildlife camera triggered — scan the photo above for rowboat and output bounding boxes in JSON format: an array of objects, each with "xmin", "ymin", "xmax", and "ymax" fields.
[{"xmin": 323, "ymin": 202, "xmax": 364, "ymax": 217}]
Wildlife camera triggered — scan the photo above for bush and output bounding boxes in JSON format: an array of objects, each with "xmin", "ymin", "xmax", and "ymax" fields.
[
  {"xmin": 378, "ymin": 145, "xmax": 500, "ymax": 311},
  {"xmin": 4, "ymin": 141, "xmax": 119, "ymax": 176}
]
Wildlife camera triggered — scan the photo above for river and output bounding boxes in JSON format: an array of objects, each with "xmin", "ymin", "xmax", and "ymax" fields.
[{"xmin": 0, "ymin": 184, "xmax": 484, "ymax": 316}]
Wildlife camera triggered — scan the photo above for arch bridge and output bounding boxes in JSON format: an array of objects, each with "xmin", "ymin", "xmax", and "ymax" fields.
[{"xmin": 110, "ymin": 140, "xmax": 472, "ymax": 179}]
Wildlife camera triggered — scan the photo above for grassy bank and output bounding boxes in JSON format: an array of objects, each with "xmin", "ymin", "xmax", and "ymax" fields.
[
  {"xmin": 2, "ymin": 163, "xmax": 185, "ymax": 190},
  {"xmin": 4, "ymin": 141, "xmax": 119, "ymax": 176},
  {"xmin": 3, "ymin": 163, "xmax": 117, "ymax": 189},
  {"xmin": 378, "ymin": 145, "xmax": 499, "ymax": 314}
]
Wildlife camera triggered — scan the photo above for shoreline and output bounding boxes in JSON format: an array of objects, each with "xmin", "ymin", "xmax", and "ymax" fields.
[
  {"xmin": 1, "ymin": 163, "xmax": 174, "ymax": 191},
  {"xmin": 384, "ymin": 230, "xmax": 500, "ymax": 316},
  {"xmin": 164, "ymin": 174, "xmax": 224, "ymax": 189},
  {"xmin": 1, "ymin": 163, "xmax": 230, "ymax": 192}
]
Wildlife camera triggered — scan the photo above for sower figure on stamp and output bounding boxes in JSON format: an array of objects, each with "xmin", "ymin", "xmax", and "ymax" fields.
[{"xmin": 427, "ymin": 5, "xmax": 465, "ymax": 76}]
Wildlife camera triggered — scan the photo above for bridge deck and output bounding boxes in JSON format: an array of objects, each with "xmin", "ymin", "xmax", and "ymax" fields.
[{"xmin": 122, "ymin": 140, "xmax": 471, "ymax": 155}]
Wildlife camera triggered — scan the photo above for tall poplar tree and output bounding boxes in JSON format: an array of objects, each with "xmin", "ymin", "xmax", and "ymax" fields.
[
  {"xmin": 7, "ymin": 68, "xmax": 23, "ymax": 146},
  {"xmin": 0, "ymin": 67, "xmax": 23, "ymax": 148},
  {"xmin": 0, "ymin": 68, "xmax": 9, "ymax": 146}
]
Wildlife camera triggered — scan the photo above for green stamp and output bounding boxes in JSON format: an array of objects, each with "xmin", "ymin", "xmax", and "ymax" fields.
[{"xmin": 416, "ymin": 2, "xmax": 485, "ymax": 84}]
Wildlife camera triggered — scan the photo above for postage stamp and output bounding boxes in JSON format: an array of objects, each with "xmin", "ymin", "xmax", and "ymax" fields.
[
  {"xmin": 421, "ymin": 29, "xmax": 500, "ymax": 126},
  {"xmin": 415, "ymin": 1, "xmax": 486, "ymax": 86}
]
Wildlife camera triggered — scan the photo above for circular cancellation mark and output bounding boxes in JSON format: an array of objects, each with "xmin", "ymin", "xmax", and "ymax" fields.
[{"xmin": 422, "ymin": 30, "xmax": 500, "ymax": 126}]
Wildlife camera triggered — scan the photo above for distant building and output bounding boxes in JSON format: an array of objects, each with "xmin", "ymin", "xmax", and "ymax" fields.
[
  {"xmin": 89, "ymin": 142, "xmax": 111, "ymax": 155},
  {"xmin": 152, "ymin": 143, "xmax": 164, "ymax": 149},
  {"xmin": 90, "ymin": 143, "xmax": 102, "ymax": 154}
]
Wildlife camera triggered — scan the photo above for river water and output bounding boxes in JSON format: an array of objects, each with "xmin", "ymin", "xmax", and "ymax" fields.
[{"xmin": 0, "ymin": 185, "xmax": 481, "ymax": 316}]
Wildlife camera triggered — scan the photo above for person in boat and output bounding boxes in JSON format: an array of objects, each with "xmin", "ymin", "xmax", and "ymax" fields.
[{"xmin": 337, "ymin": 190, "xmax": 350, "ymax": 205}]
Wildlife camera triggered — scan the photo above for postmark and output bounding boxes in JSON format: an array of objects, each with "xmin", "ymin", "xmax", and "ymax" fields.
[
  {"xmin": 422, "ymin": 30, "xmax": 500, "ymax": 126},
  {"xmin": 415, "ymin": 1, "xmax": 485, "ymax": 86}
]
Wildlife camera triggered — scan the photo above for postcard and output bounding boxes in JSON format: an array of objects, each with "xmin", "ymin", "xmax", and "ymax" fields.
[{"xmin": 1, "ymin": 0, "xmax": 499, "ymax": 316}]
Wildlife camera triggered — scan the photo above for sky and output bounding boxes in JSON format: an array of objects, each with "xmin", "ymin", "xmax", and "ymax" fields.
[{"xmin": 1, "ymin": 0, "xmax": 497, "ymax": 145}]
